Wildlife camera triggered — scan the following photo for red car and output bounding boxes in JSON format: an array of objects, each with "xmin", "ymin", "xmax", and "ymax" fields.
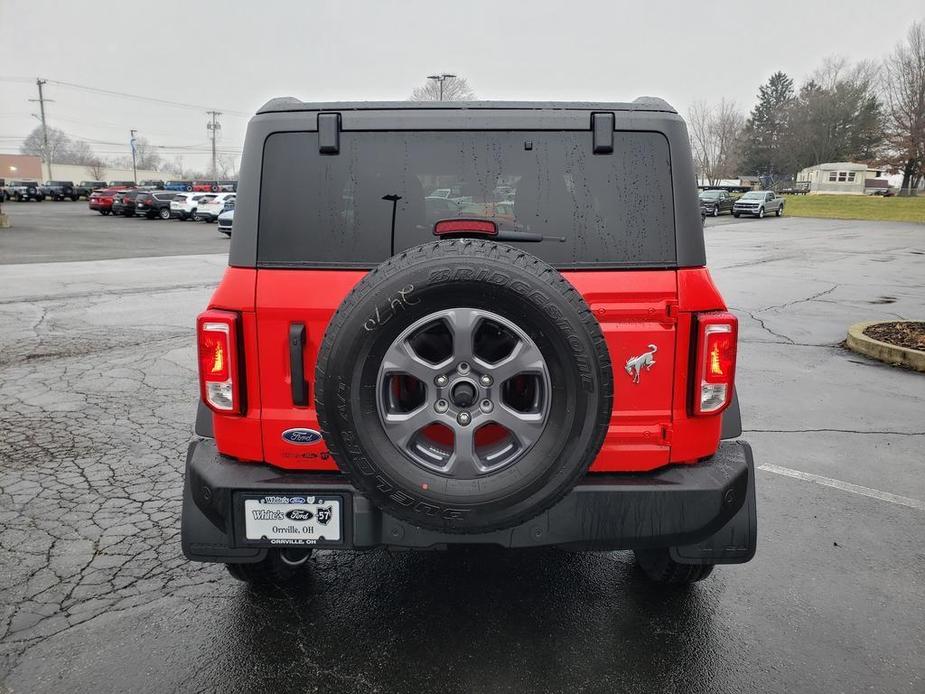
[
  {"xmin": 88, "ymin": 187, "xmax": 130, "ymax": 215},
  {"xmin": 192, "ymin": 180, "xmax": 221, "ymax": 192},
  {"xmin": 182, "ymin": 99, "xmax": 755, "ymax": 587}
]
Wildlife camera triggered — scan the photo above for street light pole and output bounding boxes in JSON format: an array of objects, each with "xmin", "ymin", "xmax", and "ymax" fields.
[
  {"xmin": 426, "ymin": 73, "xmax": 457, "ymax": 101},
  {"xmin": 130, "ymin": 129, "xmax": 138, "ymax": 184}
]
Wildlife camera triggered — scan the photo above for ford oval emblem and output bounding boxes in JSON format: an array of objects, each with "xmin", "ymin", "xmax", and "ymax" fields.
[
  {"xmin": 286, "ymin": 509, "xmax": 314, "ymax": 521},
  {"xmin": 281, "ymin": 428, "xmax": 322, "ymax": 445}
]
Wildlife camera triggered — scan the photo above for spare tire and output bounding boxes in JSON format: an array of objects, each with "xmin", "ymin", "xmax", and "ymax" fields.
[{"xmin": 315, "ymin": 240, "xmax": 613, "ymax": 533}]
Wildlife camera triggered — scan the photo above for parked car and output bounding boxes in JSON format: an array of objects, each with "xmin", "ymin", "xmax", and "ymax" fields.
[
  {"xmin": 41, "ymin": 180, "xmax": 79, "ymax": 201},
  {"xmin": 88, "ymin": 187, "xmax": 125, "ymax": 215},
  {"xmin": 134, "ymin": 191, "xmax": 178, "ymax": 219},
  {"xmin": 139, "ymin": 179, "xmax": 165, "ymax": 189},
  {"xmin": 698, "ymin": 189, "xmax": 735, "ymax": 217},
  {"xmin": 193, "ymin": 192, "xmax": 235, "ymax": 221},
  {"xmin": 75, "ymin": 181, "xmax": 107, "ymax": 199},
  {"xmin": 191, "ymin": 180, "xmax": 221, "ymax": 192},
  {"xmin": 217, "ymin": 207, "xmax": 233, "ymax": 236},
  {"xmin": 425, "ymin": 195, "xmax": 463, "ymax": 222},
  {"xmin": 6, "ymin": 180, "xmax": 45, "ymax": 201},
  {"xmin": 732, "ymin": 190, "xmax": 784, "ymax": 218},
  {"xmin": 218, "ymin": 179, "xmax": 238, "ymax": 192},
  {"xmin": 109, "ymin": 180, "xmax": 136, "ymax": 188},
  {"xmin": 111, "ymin": 190, "xmax": 143, "ymax": 216},
  {"xmin": 169, "ymin": 193, "xmax": 208, "ymax": 220},
  {"xmin": 182, "ymin": 98, "xmax": 754, "ymax": 587},
  {"xmin": 165, "ymin": 180, "xmax": 194, "ymax": 191}
]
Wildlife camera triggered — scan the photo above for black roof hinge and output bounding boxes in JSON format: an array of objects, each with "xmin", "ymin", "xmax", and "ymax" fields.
[
  {"xmin": 591, "ymin": 112, "xmax": 614, "ymax": 154},
  {"xmin": 318, "ymin": 112, "xmax": 341, "ymax": 154}
]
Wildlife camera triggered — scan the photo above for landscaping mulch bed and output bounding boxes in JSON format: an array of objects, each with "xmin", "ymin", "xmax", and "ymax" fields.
[{"xmin": 864, "ymin": 321, "xmax": 925, "ymax": 352}]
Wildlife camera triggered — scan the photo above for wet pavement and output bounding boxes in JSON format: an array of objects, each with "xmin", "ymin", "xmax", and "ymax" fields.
[{"xmin": 1, "ymin": 205, "xmax": 924, "ymax": 693}]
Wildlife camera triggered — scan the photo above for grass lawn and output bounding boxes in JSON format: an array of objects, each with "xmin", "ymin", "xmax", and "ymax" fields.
[{"xmin": 782, "ymin": 194, "xmax": 925, "ymax": 223}]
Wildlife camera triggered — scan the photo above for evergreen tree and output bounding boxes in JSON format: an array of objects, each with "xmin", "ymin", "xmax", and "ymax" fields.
[{"xmin": 741, "ymin": 72, "xmax": 795, "ymax": 179}]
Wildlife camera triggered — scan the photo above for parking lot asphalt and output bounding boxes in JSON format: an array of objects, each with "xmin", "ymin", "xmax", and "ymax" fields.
[
  {"xmin": 1, "ymin": 205, "xmax": 923, "ymax": 693},
  {"xmin": 0, "ymin": 200, "xmax": 227, "ymax": 264}
]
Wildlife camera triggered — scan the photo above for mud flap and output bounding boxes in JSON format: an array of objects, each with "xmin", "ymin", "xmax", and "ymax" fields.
[
  {"xmin": 181, "ymin": 443, "xmax": 266, "ymax": 564},
  {"xmin": 669, "ymin": 441, "xmax": 757, "ymax": 565}
]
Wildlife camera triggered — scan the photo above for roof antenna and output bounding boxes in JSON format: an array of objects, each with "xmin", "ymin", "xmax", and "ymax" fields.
[{"xmin": 382, "ymin": 194, "xmax": 402, "ymax": 254}]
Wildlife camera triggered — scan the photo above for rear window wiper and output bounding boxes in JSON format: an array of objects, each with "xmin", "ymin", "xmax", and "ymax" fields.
[{"xmin": 433, "ymin": 218, "xmax": 564, "ymax": 243}]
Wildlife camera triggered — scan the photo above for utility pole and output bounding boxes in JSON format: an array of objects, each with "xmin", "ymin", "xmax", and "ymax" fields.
[
  {"xmin": 206, "ymin": 111, "xmax": 222, "ymax": 179},
  {"xmin": 426, "ymin": 73, "xmax": 456, "ymax": 101},
  {"xmin": 29, "ymin": 79, "xmax": 53, "ymax": 179},
  {"xmin": 130, "ymin": 129, "xmax": 138, "ymax": 184}
]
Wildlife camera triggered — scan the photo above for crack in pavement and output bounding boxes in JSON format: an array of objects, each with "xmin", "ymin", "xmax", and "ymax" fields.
[
  {"xmin": 0, "ymin": 282, "xmax": 218, "ymax": 306},
  {"xmin": 758, "ymin": 284, "xmax": 839, "ymax": 312}
]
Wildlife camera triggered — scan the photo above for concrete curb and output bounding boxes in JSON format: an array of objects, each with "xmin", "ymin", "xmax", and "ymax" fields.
[{"xmin": 846, "ymin": 321, "xmax": 925, "ymax": 372}]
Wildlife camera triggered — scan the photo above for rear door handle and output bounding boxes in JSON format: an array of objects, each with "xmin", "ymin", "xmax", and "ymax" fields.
[{"xmin": 289, "ymin": 323, "xmax": 309, "ymax": 406}]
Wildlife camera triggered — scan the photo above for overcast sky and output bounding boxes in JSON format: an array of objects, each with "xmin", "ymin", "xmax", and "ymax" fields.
[{"xmin": 1, "ymin": 0, "xmax": 922, "ymax": 172}]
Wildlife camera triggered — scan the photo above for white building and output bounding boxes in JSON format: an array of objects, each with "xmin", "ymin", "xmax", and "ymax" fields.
[
  {"xmin": 40, "ymin": 162, "xmax": 167, "ymax": 184},
  {"xmin": 796, "ymin": 162, "xmax": 889, "ymax": 195}
]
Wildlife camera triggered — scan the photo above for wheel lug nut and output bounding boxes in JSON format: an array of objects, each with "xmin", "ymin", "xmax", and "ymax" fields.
[
  {"xmin": 435, "ymin": 399, "xmax": 449, "ymax": 413},
  {"xmin": 457, "ymin": 362, "xmax": 470, "ymax": 374},
  {"xmin": 457, "ymin": 411, "xmax": 471, "ymax": 426},
  {"xmin": 480, "ymin": 399, "xmax": 493, "ymax": 413},
  {"xmin": 479, "ymin": 374, "xmax": 493, "ymax": 387},
  {"xmin": 434, "ymin": 375, "xmax": 448, "ymax": 387}
]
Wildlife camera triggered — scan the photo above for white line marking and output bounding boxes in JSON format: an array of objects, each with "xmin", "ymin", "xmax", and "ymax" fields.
[{"xmin": 758, "ymin": 463, "xmax": 925, "ymax": 511}]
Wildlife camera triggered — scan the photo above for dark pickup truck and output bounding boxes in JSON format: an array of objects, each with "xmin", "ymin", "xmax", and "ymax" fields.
[{"xmin": 698, "ymin": 189, "xmax": 736, "ymax": 217}]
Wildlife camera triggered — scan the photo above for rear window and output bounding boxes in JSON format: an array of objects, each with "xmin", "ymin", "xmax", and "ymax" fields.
[{"xmin": 257, "ymin": 130, "xmax": 676, "ymax": 268}]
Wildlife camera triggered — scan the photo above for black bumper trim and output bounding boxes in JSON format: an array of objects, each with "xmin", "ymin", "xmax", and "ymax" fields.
[{"xmin": 182, "ymin": 439, "xmax": 756, "ymax": 564}]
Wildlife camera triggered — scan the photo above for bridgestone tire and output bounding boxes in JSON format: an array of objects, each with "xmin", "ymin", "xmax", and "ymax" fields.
[
  {"xmin": 634, "ymin": 549, "xmax": 715, "ymax": 584},
  {"xmin": 315, "ymin": 240, "xmax": 613, "ymax": 534}
]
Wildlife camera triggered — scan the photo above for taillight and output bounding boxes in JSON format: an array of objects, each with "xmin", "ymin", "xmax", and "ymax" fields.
[
  {"xmin": 197, "ymin": 309, "xmax": 242, "ymax": 414},
  {"xmin": 434, "ymin": 219, "xmax": 498, "ymax": 236},
  {"xmin": 692, "ymin": 311, "xmax": 737, "ymax": 416}
]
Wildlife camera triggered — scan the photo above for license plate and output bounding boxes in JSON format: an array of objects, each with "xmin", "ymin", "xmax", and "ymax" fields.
[{"xmin": 242, "ymin": 495, "xmax": 342, "ymax": 545}]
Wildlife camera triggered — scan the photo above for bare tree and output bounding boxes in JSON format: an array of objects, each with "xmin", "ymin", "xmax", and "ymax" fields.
[
  {"xmin": 87, "ymin": 159, "xmax": 106, "ymax": 180},
  {"xmin": 21, "ymin": 125, "xmax": 73, "ymax": 166},
  {"xmin": 688, "ymin": 99, "xmax": 745, "ymax": 185},
  {"xmin": 410, "ymin": 76, "xmax": 475, "ymax": 101},
  {"xmin": 217, "ymin": 155, "xmax": 238, "ymax": 179},
  {"xmin": 68, "ymin": 140, "xmax": 99, "ymax": 166},
  {"xmin": 162, "ymin": 156, "xmax": 187, "ymax": 177},
  {"xmin": 787, "ymin": 57, "xmax": 883, "ymax": 170},
  {"xmin": 883, "ymin": 21, "xmax": 925, "ymax": 195},
  {"xmin": 132, "ymin": 136, "xmax": 162, "ymax": 171}
]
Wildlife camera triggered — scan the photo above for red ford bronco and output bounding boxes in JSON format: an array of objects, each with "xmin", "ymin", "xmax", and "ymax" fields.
[{"xmin": 182, "ymin": 98, "xmax": 756, "ymax": 585}]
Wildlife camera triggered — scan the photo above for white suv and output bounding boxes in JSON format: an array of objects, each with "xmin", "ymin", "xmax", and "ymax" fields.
[
  {"xmin": 170, "ymin": 193, "xmax": 211, "ymax": 221},
  {"xmin": 194, "ymin": 192, "xmax": 235, "ymax": 222}
]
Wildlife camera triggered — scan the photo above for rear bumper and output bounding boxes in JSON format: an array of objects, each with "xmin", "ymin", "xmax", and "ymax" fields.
[{"xmin": 182, "ymin": 438, "xmax": 757, "ymax": 565}]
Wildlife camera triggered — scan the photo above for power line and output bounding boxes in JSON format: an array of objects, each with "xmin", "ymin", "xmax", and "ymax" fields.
[{"xmin": 42, "ymin": 78, "xmax": 250, "ymax": 117}]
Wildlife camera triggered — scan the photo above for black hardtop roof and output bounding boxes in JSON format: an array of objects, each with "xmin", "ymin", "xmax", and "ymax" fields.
[{"xmin": 257, "ymin": 96, "xmax": 676, "ymax": 115}]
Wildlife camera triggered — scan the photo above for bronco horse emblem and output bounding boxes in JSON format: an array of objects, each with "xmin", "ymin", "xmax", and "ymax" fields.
[{"xmin": 625, "ymin": 344, "xmax": 657, "ymax": 384}]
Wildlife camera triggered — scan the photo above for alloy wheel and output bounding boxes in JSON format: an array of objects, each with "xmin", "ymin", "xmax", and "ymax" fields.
[{"xmin": 376, "ymin": 308, "xmax": 551, "ymax": 479}]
